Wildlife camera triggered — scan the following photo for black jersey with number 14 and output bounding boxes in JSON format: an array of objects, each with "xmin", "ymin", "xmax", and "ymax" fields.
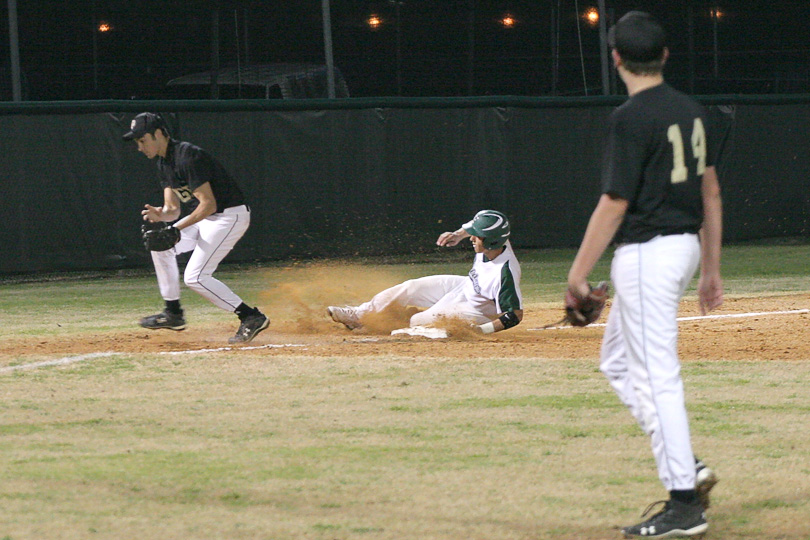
[{"xmin": 601, "ymin": 83, "xmax": 716, "ymax": 245}]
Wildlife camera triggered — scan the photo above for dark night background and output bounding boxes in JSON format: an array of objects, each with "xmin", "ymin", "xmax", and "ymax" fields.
[{"xmin": 1, "ymin": 0, "xmax": 809, "ymax": 101}]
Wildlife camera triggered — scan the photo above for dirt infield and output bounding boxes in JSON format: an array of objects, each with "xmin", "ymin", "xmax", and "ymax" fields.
[{"xmin": 4, "ymin": 295, "xmax": 808, "ymax": 363}]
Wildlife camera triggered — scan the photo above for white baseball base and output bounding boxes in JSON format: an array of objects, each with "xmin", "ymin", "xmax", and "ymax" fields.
[{"xmin": 391, "ymin": 326, "xmax": 449, "ymax": 339}]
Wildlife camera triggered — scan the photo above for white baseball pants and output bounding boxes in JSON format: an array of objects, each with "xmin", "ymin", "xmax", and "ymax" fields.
[
  {"xmin": 356, "ymin": 275, "xmax": 494, "ymax": 326},
  {"xmin": 600, "ymin": 233, "xmax": 701, "ymax": 491},
  {"xmin": 151, "ymin": 205, "xmax": 250, "ymax": 311}
]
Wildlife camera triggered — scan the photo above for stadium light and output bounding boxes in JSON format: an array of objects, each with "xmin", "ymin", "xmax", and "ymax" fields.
[
  {"xmin": 500, "ymin": 13, "xmax": 516, "ymax": 28},
  {"xmin": 92, "ymin": 19, "xmax": 114, "ymax": 95},
  {"xmin": 367, "ymin": 14, "xmax": 382, "ymax": 30},
  {"xmin": 711, "ymin": 6, "xmax": 722, "ymax": 77},
  {"xmin": 584, "ymin": 7, "xmax": 599, "ymax": 27}
]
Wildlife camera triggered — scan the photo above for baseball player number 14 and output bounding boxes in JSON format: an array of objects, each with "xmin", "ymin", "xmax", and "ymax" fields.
[{"xmin": 667, "ymin": 118, "xmax": 706, "ymax": 184}]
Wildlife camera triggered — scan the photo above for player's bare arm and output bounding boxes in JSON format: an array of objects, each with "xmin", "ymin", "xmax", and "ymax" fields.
[
  {"xmin": 142, "ymin": 186, "xmax": 181, "ymax": 223},
  {"xmin": 568, "ymin": 193, "xmax": 628, "ymax": 296},
  {"xmin": 698, "ymin": 165, "xmax": 723, "ymax": 314},
  {"xmin": 174, "ymin": 182, "xmax": 218, "ymax": 231},
  {"xmin": 436, "ymin": 228, "xmax": 471, "ymax": 247}
]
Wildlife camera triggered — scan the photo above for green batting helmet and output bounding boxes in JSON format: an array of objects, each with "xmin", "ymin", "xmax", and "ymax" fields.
[{"xmin": 462, "ymin": 210, "xmax": 511, "ymax": 250}]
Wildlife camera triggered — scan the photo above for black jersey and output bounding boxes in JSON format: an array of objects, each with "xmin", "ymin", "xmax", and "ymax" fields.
[
  {"xmin": 602, "ymin": 83, "xmax": 715, "ymax": 244},
  {"xmin": 156, "ymin": 140, "xmax": 246, "ymax": 214}
]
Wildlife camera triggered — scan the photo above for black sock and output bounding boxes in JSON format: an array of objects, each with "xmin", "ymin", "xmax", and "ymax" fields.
[
  {"xmin": 670, "ymin": 489, "xmax": 698, "ymax": 505},
  {"xmin": 234, "ymin": 302, "xmax": 257, "ymax": 321},
  {"xmin": 165, "ymin": 299, "xmax": 182, "ymax": 315}
]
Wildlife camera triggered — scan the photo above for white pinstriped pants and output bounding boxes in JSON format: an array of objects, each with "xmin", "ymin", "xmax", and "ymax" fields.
[
  {"xmin": 151, "ymin": 205, "xmax": 250, "ymax": 312},
  {"xmin": 600, "ymin": 233, "xmax": 701, "ymax": 491}
]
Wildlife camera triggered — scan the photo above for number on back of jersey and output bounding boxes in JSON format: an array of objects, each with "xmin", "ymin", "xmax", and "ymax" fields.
[{"xmin": 666, "ymin": 118, "xmax": 706, "ymax": 184}]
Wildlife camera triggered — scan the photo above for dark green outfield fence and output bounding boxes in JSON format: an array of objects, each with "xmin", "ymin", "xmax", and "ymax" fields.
[{"xmin": 1, "ymin": 95, "xmax": 808, "ymax": 274}]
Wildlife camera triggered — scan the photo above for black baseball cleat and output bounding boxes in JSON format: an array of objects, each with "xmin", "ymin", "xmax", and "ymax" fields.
[
  {"xmin": 139, "ymin": 310, "xmax": 186, "ymax": 331},
  {"xmin": 229, "ymin": 312, "xmax": 270, "ymax": 344},
  {"xmin": 695, "ymin": 460, "xmax": 718, "ymax": 510},
  {"xmin": 622, "ymin": 499, "xmax": 708, "ymax": 538}
]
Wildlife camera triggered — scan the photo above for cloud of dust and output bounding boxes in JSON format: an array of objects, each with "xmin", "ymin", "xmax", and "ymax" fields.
[
  {"xmin": 258, "ymin": 263, "xmax": 414, "ymax": 334},
  {"xmin": 256, "ymin": 263, "xmax": 489, "ymax": 340},
  {"xmin": 358, "ymin": 304, "xmax": 419, "ymax": 334},
  {"xmin": 436, "ymin": 317, "xmax": 486, "ymax": 342}
]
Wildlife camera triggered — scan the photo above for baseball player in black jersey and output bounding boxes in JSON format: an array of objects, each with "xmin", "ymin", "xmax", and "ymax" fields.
[
  {"xmin": 124, "ymin": 112, "xmax": 269, "ymax": 344},
  {"xmin": 566, "ymin": 12, "xmax": 723, "ymax": 538}
]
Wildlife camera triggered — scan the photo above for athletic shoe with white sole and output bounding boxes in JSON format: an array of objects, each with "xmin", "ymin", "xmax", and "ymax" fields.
[
  {"xmin": 622, "ymin": 499, "xmax": 708, "ymax": 538},
  {"xmin": 139, "ymin": 310, "xmax": 186, "ymax": 331},
  {"xmin": 695, "ymin": 460, "xmax": 719, "ymax": 510},
  {"xmin": 327, "ymin": 305, "xmax": 362, "ymax": 330},
  {"xmin": 228, "ymin": 312, "xmax": 270, "ymax": 344}
]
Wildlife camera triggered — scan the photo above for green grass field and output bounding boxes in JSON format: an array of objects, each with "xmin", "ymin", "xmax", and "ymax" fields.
[{"xmin": 1, "ymin": 243, "xmax": 809, "ymax": 539}]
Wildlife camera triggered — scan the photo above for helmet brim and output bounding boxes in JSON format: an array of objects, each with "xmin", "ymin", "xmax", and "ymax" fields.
[{"xmin": 462, "ymin": 220, "xmax": 481, "ymax": 237}]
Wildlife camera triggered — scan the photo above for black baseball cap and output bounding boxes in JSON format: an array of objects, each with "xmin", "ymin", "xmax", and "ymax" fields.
[
  {"xmin": 608, "ymin": 11, "xmax": 666, "ymax": 63},
  {"xmin": 123, "ymin": 112, "xmax": 166, "ymax": 141}
]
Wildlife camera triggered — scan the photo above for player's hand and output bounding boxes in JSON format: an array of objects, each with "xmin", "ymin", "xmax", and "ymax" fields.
[
  {"xmin": 567, "ymin": 279, "xmax": 591, "ymax": 299},
  {"xmin": 698, "ymin": 273, "xmax": 723, "ymax": 315},
  {"xmin": 564, "ymin": 281, "xmax": 609, "ymax": 327},
  {"xmin": 142, "ymin": 204, "xmax": 163, "ymax": 223},
  {"xmin": 436, "ymin": 230, "xmax": 466, "ymax": 247}
]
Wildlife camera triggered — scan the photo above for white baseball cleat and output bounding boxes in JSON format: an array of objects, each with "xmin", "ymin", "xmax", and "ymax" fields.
[{"xmin": 327, "ymin": 306, "xmax": 362, "ymax": 330}]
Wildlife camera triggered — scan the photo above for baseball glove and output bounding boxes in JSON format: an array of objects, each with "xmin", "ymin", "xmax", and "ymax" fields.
[
  {"xmin": 564, "ymin": 281, "xmax": 610, "ymax": 327},
  {"xmin": 141, "ymin": 221, "xmax": 181, "ymax": 252}
]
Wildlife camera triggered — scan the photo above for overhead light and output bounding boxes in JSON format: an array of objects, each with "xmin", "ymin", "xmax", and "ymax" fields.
[
  {"xmin": 584, "ymin": 7, "xmax": 599, "ymax": 26},
  {"xmin": 368, "ymin": 14, "xmax": 383, "ymax": 30}
]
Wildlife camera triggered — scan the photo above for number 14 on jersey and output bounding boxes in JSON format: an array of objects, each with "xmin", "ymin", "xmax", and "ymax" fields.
[{"xmin": 667, "ymin": 118, "xmax": 706, "ymax": 184}]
